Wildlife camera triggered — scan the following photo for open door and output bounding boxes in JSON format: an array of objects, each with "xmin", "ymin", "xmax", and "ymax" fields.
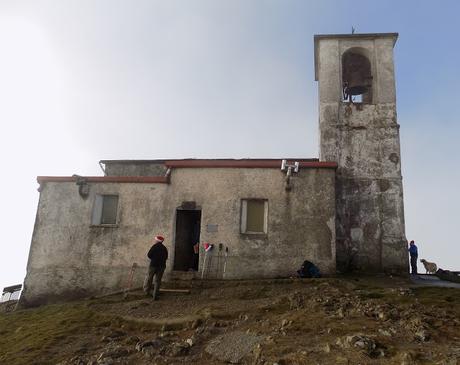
[{"xmin": 174, "ymin": 209, "xmax": 201, "ymax": 271}]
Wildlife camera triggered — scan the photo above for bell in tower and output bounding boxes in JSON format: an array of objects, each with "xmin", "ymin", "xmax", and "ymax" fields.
[{"xmin": 342, "ymin": 51, "xmax": 372, "ymax": 102}]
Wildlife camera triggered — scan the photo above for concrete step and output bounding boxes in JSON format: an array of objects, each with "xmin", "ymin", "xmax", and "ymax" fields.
[{"xmin": 169, "ymin": 270, "xmax": 198, "ymax": 281}]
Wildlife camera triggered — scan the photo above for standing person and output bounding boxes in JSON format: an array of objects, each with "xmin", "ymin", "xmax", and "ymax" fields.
[
  {"xmin": 143, "ymin": 235, "xmax": 168, "ymax": 300},
  {"xmin": 408, "ymin": 240, "xmax": 418, "ymax": 275}
]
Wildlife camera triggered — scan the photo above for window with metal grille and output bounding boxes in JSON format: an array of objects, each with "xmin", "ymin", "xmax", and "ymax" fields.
[
  {"xmin": 241, "ymin": 199, "xmax": 268, "ymax": 234},
  {"xmin": 92, "ymin": 194, "xmax": 119, "ymax": 225}
]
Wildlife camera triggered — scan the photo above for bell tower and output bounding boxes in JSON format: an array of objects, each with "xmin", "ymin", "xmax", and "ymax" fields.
[{"xmin": 314, "ymin": 33, "xmax": 407, "ymax": 273}]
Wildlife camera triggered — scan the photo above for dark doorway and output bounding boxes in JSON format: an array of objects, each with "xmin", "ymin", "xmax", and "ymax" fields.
[{"xmin": 174, "ymin": 209, "xmax": 201, "ymax": 271}]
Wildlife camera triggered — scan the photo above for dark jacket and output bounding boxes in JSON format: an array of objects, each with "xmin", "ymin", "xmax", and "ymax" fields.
[
  {"xmin": 408, "ymin": 244, "xmax": 418, "ymax": 257},
  {"xmin": 147, "ymin": 242, "xmax": 168, "ymax": 268}
]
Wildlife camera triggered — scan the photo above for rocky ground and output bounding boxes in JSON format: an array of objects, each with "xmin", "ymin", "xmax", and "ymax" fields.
[{"xmin": 1, "ymin": 275, "xmax": 460, "ymax": 365}]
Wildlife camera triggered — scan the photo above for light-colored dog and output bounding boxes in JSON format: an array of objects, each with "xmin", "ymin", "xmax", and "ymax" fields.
[{"xmin": 420, "ymin": 259, "xmax": 437, "ymax": 274}]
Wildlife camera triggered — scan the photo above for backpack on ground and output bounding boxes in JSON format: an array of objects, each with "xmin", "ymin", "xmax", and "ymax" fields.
[{"xmin": 297, "ymin": 260, "xmax": 321, "ymax": 278}]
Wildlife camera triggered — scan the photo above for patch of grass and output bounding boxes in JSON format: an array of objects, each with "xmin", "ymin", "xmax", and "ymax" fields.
[
  {"xmin": 0, "ymin": 302, "xmax": 118, "ymax": 365},
  {"xmin": 411, "ymin": 287, "xmax": 460, "ymax": 305},
  {"xmin": 236, "ymin": 286, "xmax": 271, "ymax": 300},
  {"xmin": 405, "ymin": 287, "xmax": 460, "ymax": 319},
  {"xmin": 358, "ymin": 291, "xmax": 386, "ymax": 299}
]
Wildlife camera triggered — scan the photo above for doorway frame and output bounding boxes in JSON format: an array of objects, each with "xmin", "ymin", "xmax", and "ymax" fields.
[{"xmin": 172, "ymin": 205, "xmax": 202, "ymax": 272}]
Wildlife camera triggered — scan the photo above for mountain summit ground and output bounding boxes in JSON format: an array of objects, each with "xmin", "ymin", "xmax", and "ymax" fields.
[{"xmin": 1, "ymin": 276, "xmax": 459, "ymax": 364}]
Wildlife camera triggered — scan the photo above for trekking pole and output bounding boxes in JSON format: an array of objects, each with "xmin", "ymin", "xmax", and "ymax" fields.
[
  {"xmin": 222, "ymin": 247, "xmax": 229, "ymax": 279},
  {"xmin": 124, "ymin": 262, "xmax": 138, "ymax": 298},
  {"xmin": 201, "ymin": 243, "xmax": 214, "ymax": 279},
  {"xmin": 201, "ymin": 250, "xmax": 208, "ymax": 279},
  {"xmin": 216, "ymin": 243, "xmax": 223, "ymax": 279}
]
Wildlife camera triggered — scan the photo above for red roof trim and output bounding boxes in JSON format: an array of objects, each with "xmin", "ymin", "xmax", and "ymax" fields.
[
  {"xmin": 37, "ymin": 176, "xmax": 169, "ymax": 184},
  {"xmin": 164, "ymin": 160, "xmax": 337, "ymax": 169}
]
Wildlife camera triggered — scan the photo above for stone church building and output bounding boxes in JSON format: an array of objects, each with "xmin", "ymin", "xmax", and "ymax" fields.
[{"xmin": 21, "ymin": 33, "xmax": 407, "ymax": 306}]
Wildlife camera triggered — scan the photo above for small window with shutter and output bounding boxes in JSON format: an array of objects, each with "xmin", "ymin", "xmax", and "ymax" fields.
[
  {"xmin": 241, "ymin": 199, "xmax": 268, "ymax": 234},
  {"xmin": 92, "ymin": 194, "xmax": 119, "ymax": 225}
]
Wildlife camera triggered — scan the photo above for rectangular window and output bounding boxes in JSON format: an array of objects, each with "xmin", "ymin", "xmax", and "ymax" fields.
[
  {"xmin": 92, "ymin": 194, "xmax": 119, "ymax": 225},
  {"xmin": 241, "ymin": 199, "xmax": 268, "ymax": 234}
]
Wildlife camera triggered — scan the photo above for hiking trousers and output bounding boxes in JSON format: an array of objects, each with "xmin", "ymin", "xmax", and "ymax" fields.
[
  {"xmin": 143, "ymin": 265, "xmax": 165, "ymax": 299},
  {"xmin": 410, "ymin": 255, "xmax": 418, "ymax": 274}
]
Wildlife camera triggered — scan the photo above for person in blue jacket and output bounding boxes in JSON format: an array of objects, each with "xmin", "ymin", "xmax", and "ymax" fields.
[{"xmin": 408, "ymin": 240, "xmax": 418, "ymax": 274}]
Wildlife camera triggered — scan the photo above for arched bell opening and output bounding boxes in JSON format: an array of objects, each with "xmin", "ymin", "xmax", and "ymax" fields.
[{"xmin": 342, "ymin": 48, "xmax": 373, "ymax": 103}]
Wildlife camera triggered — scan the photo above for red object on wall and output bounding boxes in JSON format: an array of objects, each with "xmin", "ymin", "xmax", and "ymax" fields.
[{"xmin": 203, "ymin": 243, "xmax": 213, "ymax": 252}]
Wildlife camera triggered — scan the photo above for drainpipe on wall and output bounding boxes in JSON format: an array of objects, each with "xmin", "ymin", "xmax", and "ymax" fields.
[
  {"xmin": 72, "ymin": 174, "xmax": 89, "ymax": 198},
  {"xmin": 165, "ymin": 168, "xmax": 172, "ymax": 184}
]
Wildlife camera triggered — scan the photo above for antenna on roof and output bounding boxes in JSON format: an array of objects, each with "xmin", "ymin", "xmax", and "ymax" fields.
[
  {"xmin": 281, "ymin": 160, "xmax": 299, "ymax": 173},
  {"xmin": 281, "ymin": 160, "xmax": 299, "ymax": 191}
]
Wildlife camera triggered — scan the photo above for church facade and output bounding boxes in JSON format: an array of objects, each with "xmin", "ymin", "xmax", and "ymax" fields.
[{"xmin": 21, "ymin": 33, "xmax": 408, "ymax": 306}]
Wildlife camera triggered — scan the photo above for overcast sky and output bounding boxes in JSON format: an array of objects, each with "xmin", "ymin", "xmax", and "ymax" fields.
[{"xmin": 1, "ymin": 0, "xmax": 459, "ymax": 290}]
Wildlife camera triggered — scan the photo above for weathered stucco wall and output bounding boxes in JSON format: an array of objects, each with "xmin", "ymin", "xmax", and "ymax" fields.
[
  {"xmin": 22, "ymin": 181, "xmax": 170, "ymax": 306},
  {"xmin": 316, "ymin": 34, "xmax": 407, "ymax": 273},
  {"xmin": 169, "ymin": 168, "xmax": 336, "ymax": 280},
  {"xmin": 103, "ymin": 161, "xmax": 167, "ymax": 176},
  {"xmin": 321, "ymin": 103, "xmax": 406, "ymax": 272},
  {"xmin": 22, "ymin": 167, "xmax": 335, "ymax": 306}
]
